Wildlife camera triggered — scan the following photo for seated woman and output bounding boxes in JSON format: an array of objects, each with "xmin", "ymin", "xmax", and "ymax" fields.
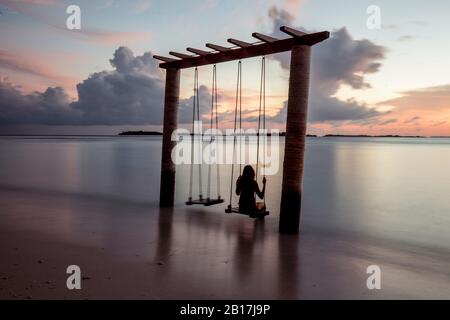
[{"xmin": 236, "ymin": 165, "xmax": 266, "ymax": 215}]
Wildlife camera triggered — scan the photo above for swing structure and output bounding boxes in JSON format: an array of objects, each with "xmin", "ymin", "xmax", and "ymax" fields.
[
  {"xmin": 155, "ymin": 26, "xmax": 329, "ymax": 234},
  {"xmin": 224, "ymin": 58, "xmax": 269, "ymax": 218},
  {"xmin": 185, "ymin": 66, "xmax": 224, "ymax": 207}
]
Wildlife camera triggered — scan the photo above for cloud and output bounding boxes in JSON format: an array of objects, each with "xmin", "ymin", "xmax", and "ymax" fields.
[
  {"xmin": 0, "ymin": 79, "xmax": 78, "ymax": 125},
  {"xmin": 376, "ymin": 85, "xmax": 450, "ymax": 134},
  {"xmin": 0, "ymin": 6, "xmax": 388, "ymax": 130},
  {"xmin": 0, "ymin": 46, "xmax": 214, "ymax": 127},
  {"xmin": 198, "ymin": 0, "xmax": 219, "ymax": 11},
  {"xmin": 431, "ymin": 121, "xmax": 446, "ymax": 127},
  {"xmin": 397, "ymin": 35, "xmax": 415, "ymax": 42},
  {"xmin": 268, "ymin": 5, "xmax": 295, "ymax": 34},
  {"xmin": 2, "ymin": 0, "xmax": 54, "ymax": 4},
  {"xmin": 283, "ymin": 0, "xmax": 304, "ymax": 10},
  {"xmin": 409, "ymin": 20, "xmax": 429, "ymax": 27},
  {"xmin": 266, "ymin": 6, "xmax": 386, "ymax": 123},
  {"xmin": 383, "ymin": 24, "xmax": 399, "ymax": 31},
  {"xmin": 178, "ymin": 85, "xmax": 214, "ymax": 124},
  {"xmin": 0, "ymin": 48, "xmax": 152, "ymax": 125},
  {"xmin": 96, "ymin": 0, "xmax": 115, "ymax": 10},
  {"xmin": 0, "ymin": 0, "xmax": 152, "ymax": 46},
  {"xmin": 379, "ymin": 118, "xmax": 397, "ymax": 126},
  {"xmin": 378, "ymin": 85, "xmax": 450, "ymax": 112},
  {"xmin": 132, "ymin": 0, "xmax": 152, "ymax": 14},
  {"xmin": 0, "ymin": 0, "xmax": 56, "ymax": 18},
  {"xmin": 71, "ymin": 47, "xmax": 166, "ymax": 125},
  {"xmin": 404, "ymin": 116, "xmax": 421, "ymax": 124},
  {"xmin": 68, "ymin": 29, "xmax": 153, "ymax": 46},
  {"xmin": 0, "ymin": 49, "xmax": 72, "ymax": 85}
]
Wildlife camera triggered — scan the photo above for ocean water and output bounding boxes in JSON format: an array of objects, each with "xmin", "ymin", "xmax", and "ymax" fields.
[{"xmin": 0, "ymin": 135, "xmax": 449, "ymax": 252}]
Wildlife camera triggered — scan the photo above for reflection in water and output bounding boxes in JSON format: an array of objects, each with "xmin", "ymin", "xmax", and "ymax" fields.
[
  {"xmin": 277, "ymin": 234, "xmax": 299, "ymax": 298},
  {"xmin": 152, "ymin": 204, "xmax": 302, "ymax": 298},
  {"xmin": 1, "ymin": 136, "xmax": 450, "ymax": 260},
  {"xmin": 2, "ymin": 136, "xmax": 450, "ymax": 251},
  {"xmin": 234, "ymin": 219, "xmax": 266, "ymax": 281},
  {"xmin": 2, "ymin": 136, "xmax": 450, "ymax": 298},
  {"xmin": 156, "ymin": 207, "xmax": 174, "ymax": 275}
]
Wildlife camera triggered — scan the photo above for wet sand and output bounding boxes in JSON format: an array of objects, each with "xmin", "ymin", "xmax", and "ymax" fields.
[{"xmin": 1, "ymin": 187, "xmax": 450, "ymax": 299}]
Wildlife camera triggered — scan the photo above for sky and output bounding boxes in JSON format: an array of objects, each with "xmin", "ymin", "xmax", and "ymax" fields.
[{"xmin": 0, "ymin": 0, "xmax": 449, "ymax": 136}]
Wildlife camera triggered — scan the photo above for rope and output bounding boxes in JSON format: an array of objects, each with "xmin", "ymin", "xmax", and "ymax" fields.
[
  {"xmin": 214, "ymin": 65, "xmax": 221, "ymax": 198},
  {"xmin": 239, "ymin": 60, "xmax": 242, "ymax": 174},
  {"xmin": 207, "ymin": 66, "xmax": 214, "ymax": 200},
  {"xmin": 207, "ymin": 65, "xmax": 221, "ymax": 200},
  {"xmin": 196, "ymin": 68, "xmax": 203, "ymax": 199},
  {"xmin": 228, "ymin": 60, "xmax": 242, "ymax": 209},
  {"xmin": 187, "ymin": 68, "xmax": 203, "ymax": 200},
  {"xmin": 188, "ymin": 68, "xmax": 198, "ymax": 200},
  {"xmin": 256, "ymin": 57, "xmax": 266, "ymax": 203},
  {"xmin": 262, "ymin": 57, "xmax": 266, "ymax": 204},
  {"xmin": 256, "ymin": 57, "xmax": 263, "ymax": 179}
]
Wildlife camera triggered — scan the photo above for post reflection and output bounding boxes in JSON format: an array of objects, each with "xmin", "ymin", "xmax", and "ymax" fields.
[
  {"xmin": 277, "ymin": 234, "xmax": 300, "ymax": 298},
  {"xmin": 155, "ymin": 207, "xmax": 174, "ymax": 267},
  {"xmin": 153, "ymin": 206, "xmax": 304, "ymax": 298}
]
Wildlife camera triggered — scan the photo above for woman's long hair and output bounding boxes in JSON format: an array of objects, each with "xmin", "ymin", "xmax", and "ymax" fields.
[{"xmin": 241, "ymin": 165, "xmax": 255, "ymax": 183}]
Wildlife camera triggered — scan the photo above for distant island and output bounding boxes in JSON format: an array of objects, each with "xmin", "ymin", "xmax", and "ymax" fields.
[
  {"xmin": 117, "ymin": 131, "xmax": 317, "ymax": 137},
  {"xmin": 117, "ymin": 131, "xmax": 446, "ymax": 139},
  {"xmin": 118, "ymin": 131, "xmax": 162, "ymax": 136},
  {"xmin": 323, "ymin": 134, "xmax": 425, "ymax": 138}
]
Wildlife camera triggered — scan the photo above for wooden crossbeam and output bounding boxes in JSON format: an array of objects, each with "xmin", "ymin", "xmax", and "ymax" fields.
[
  {"xmin": 154, "ymin": 55, "xmax": 178, "ymax": 62},
  {"xmin": 169, "ymin": 51, "xmax": 192, "ymax": 59},
  {"xmin": 156, "ymin": 28, "xmax": 330, "ymax": 69},
  {"xmin": 280, "ymin": 26, "xmax": 307, "ymax": 37},
  {"xmin": 186, "ymin": 47, "xmax": 210, "ymax": 56},
  {"xmin": 227, "ymin": 38, "xmax": 252, "ymax": 48},
  {"xmin": 251, "ymin": 32, "xmax": 278, "ymax": 43},
  {"xmin": 205, "ymin": 43, "xmax": 231, "ymax": 52}
]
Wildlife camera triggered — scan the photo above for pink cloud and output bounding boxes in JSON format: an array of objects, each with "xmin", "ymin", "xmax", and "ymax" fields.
[
  {"xmin": 0, "ymin": 49, "xmax": 79, "ymax": 97},
  {"xmin": 132, "ymin": 0, "xmax": 152, "ymax": 14},
  {"xmin": 373, "ymin": 85, "xmax": 450, "ymax": 135},
  {"xmin": 1, "ymin": 0, "xmax": 152, "ymax": 47},
  {"xmin": 284, "ymin": 0, "xmax": 304, "ymax": 10},
  {"xmin": 2, "ymin": 0, "xmax": 54, "ymax": 4},
  {"xmin": 309, "ymin": 85, "xmax": 450, "ymax": 136},
  {"xmin": 0, "ymin": 50, "xmax": 67, "ymax": 82},
  {"xmin": 70, "ymin": 29, "xmax": 153, "ymax": 46},
  {"xmin": 378, "ymin": 85, "xmax": 450, "ymax": 112}
]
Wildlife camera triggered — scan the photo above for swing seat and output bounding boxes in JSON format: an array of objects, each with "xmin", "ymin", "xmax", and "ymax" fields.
[
  {"xmin": 186, "ymin": 197, "xmax": 208, "ymax": 205},
  {"xmin": 225, "ymin": 203, "xmax": 269, "ymax": 218},
  {"xmin": 204, "ymin": 197, "xmax": 224, "ymax": 206},
  {"xmin": 186, "ymin": 197, "xmax": 224, "ymax": 206}
]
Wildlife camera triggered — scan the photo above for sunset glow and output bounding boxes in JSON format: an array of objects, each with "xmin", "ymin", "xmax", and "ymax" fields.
[{"xmin": 1, "ymin": 0, "xmax": 449, "ymax": 136}]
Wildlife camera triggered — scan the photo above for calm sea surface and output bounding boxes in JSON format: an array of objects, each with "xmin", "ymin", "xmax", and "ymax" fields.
[{"xmin": 1, "ymin": 136, "xmax": 449, "ymax": 251}]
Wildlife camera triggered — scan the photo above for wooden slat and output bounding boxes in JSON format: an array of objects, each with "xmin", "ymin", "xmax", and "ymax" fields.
[
  {"xmin": 186, "ymin": 47, "xmax": 210, "ymax": 56},
  {"xmin": 280, "ymin": 26, "xmax": 307, "ymax": 37},
  {"xmin": 158, "ymin": 30, "xmax": 330, "ymax": 69},
  {"xmin": 169, "ymin": 51, "xmax": 192, "ymax": 59},
  {"xmin": 251, "ymin": 32, "xmax": 278, "ymax": 43},
  {"xmin": 205, "ymin": 43, "xmax": 231, "ymax": 52},
  {"xmin": 153, "ymin": 55, "xmax": 178, "ymax": 62},
  {"xmin": 227, "ymin": 38, "xmax": 252, "ymax": 48}
]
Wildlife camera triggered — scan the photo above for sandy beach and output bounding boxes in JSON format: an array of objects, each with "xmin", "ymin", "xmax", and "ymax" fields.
[
  {"xmin": 1, "ymin": 186, "xmax": 450, "ymax": 300},
  {"xmin": 2, "ymin": 0, "xmax": 450, "ymax": 306}
]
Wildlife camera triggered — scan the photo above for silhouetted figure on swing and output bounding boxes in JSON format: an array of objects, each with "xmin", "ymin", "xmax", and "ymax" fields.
[{"xmin": 236, "ymin": 165, "xmax": 267, "ymax": 216}]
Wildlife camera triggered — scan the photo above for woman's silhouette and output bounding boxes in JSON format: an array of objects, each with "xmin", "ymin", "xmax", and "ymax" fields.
[{"xmin": 236, "ymin": 165, "xmax": 266, "ymax": 214}]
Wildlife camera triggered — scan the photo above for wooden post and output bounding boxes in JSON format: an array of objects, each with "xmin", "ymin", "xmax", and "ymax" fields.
[
  {"xmin": 279, "ymin": 45, "xmax": 311, "ymax": 234},
  {"xmin": 159, "ymin": 68, "xmax": 180, "ymax": 207}
]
